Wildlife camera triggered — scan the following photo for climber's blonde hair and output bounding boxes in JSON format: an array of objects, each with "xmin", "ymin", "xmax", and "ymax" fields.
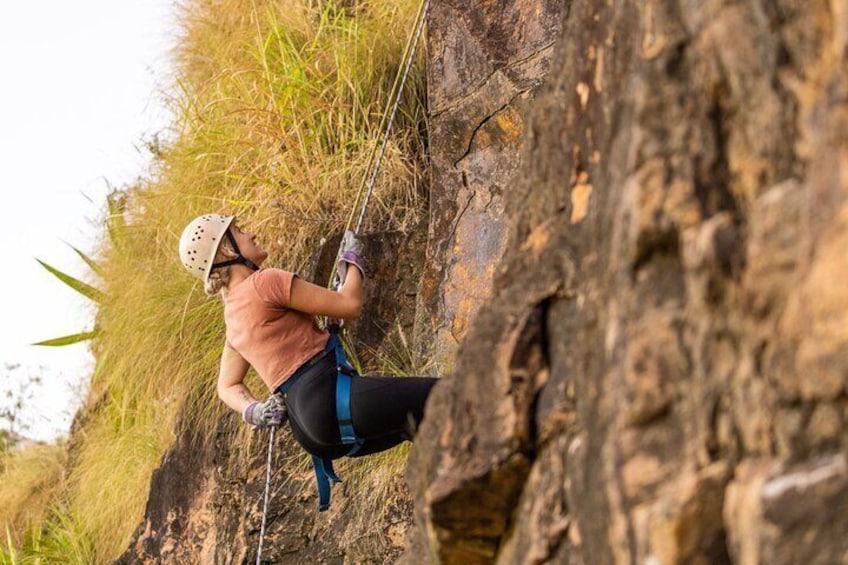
[{"xmin": 203, "ymin": 236, "xmax": 237, "ymax": 297}]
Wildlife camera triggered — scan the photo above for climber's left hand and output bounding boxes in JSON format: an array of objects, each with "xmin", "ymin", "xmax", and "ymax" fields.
[{"xmin": 242, "ymin": 394, "xmax": 287, "ymax": 428}]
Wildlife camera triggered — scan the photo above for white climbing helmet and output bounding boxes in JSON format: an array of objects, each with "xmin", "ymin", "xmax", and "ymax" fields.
[{"xmin": 179, "ymin": 214, "xmax": 235, "ymax": 283}]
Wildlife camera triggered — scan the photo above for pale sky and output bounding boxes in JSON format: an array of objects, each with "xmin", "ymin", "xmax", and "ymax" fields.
[{"xmin": 0, "ymin": 2, "xmax": 176, "ymax": 440}]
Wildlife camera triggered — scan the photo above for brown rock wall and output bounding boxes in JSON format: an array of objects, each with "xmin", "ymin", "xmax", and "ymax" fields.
[
  {"xmin": 410, "ymin": 0, "xmax": 848, "ymax": 563},
  {"xmin": 418, "ymin": 0, "xmax": 564, "ymax": 368}
]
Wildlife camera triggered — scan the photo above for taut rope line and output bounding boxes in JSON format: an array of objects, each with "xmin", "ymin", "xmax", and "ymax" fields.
[
  {"xmin": 255, "ymin": 1, "xmax": 429, "ymax": 561},
  {"xmin": 351, "ymin": 0, "xmax": 431, "ymax": 236},
  {"xmin": 256, "ymin": 427, "xmax": 275, "ymax": 565}
]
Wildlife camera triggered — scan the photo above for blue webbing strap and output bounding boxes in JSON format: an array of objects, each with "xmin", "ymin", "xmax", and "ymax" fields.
[
  {"xmin": 336, "ymin": 373, "xmax": 357, "ymax": 443},
  {"xmin": 308, "ymin": 328, "xmax": 364, "ymax": 511},
  {"xmin": 312, "ymin": 455, "xmax": 341, "ymax": 512},
  {"xmin": 330, "ymin": 332, "xmax": 359, "ymax": 446}
]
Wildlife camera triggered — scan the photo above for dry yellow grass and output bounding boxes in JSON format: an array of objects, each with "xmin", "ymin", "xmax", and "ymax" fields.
[
  {"xmin": 1, "ymin": 0, "xmax": 427, "ymax": 562},
  {"xmin": 0, "ymin": 443, "xmax": 66, "ymax": 544}
]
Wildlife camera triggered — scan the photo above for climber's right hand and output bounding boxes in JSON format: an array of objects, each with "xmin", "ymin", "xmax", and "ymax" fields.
[
  {"xmin": 242, "ymin": 394, "xmax": 287, "ymax": 428},
  {"xmin": 334, "ymin": 230, "xmax": 365, "ymax": 288}
]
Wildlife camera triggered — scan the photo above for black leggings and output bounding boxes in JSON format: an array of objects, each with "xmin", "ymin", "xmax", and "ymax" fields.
[{"xmin": 280, "ymin": 354, "xmax": 437, "ymax": 460}]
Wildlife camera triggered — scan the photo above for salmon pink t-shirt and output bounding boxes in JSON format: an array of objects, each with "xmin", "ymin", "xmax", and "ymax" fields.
[{"xmin": 223, "ymin": 268, "xmax": 329, "ymax": 392}]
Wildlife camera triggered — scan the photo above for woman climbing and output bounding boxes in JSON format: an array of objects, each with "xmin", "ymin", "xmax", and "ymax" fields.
[{"xmin": 178, "ymin": 214, "xmax": 437, "ymax": 510}]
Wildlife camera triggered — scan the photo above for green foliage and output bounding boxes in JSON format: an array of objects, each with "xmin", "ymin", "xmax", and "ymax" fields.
[
  {"xmin": 32, "ymin": 253, "xmax": 102, "ymax": 348},
  {"xmin": 1, "ymin": 528, "xmax": 17, "ymax": 565},
  {"xmin": 31, "ymin": 331, "xmax": 101, "ymax": 348},
  {"xmin": 0, "ymin": 443, "xmax": 66, "ymax": 550},
  {"xmin": 1, "ymin": 509, "xmax": 94, "ymax": 565},
  {"xmin": 65, "ymin": 243, "xmax": 105, "ymax": 279},
  {"xmin": 34, "ymin": 260, "xmax": 102, "ymax": 304}
]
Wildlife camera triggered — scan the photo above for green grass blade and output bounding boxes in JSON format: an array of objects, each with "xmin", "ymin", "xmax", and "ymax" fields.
[
  {"xmin": 35, "ymin": 259, "xmax": 103, "ymax": 303},
  {"xmin": 64, "ymin": 242, "xmax": 105, "ymax": 278},
  {"xmin": 33, "ymin": 330, "xmax": 100, "ymax": 347},
  {"xmin": 2, "ymin": 526, "xmax": 17, "ymax": 565}
]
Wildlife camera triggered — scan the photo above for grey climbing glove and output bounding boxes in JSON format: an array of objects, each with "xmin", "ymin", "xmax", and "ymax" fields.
[
  {"xmin": 242, "ymin": 394, "xmax": 287, "ymax": 428},
  {"xmin": 335, "ymin": 230, "xmax": 365, "ymax": 287}
]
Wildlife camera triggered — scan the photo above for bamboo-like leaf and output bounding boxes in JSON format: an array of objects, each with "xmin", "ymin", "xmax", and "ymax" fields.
[
  {"xmin": 33, "ymin": 329, "xmax": 100, "ymax": 347},
  {"xmin": 64, "ymin": 241, "xmax": 105, "ymax": 278},
  {"xmin": 35, "ymin": 259, "xmax": 103, "ymax": 303}
]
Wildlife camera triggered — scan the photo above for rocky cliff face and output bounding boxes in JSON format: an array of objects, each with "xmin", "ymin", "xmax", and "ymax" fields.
[
  {"xmin": 408, "ymin": 0, "xmax": 848, "ymax": 563},
  {"xmin": 120, "ymin": 0, "xmax": 848, "ymax": 563},
  {"xmin": 418, "ymin": 0, "xmax": 563, "ymax": 368}
]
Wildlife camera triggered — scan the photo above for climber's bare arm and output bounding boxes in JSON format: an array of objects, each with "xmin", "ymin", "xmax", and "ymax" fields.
[
  {"xmin": 217, "ymin": 341, "xmax": 256, "ymax": 413},
  {"xmin": 289, "ymin": 267, "xmax": 363, "ymax": 320}
]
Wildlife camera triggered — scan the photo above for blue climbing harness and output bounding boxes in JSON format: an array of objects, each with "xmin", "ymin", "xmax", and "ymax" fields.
[
  {"xmin": 279, "ymin": 324, "xmax": 363, "ymax": 511},
  {"xmin": 312, "ymin": 325, "xmax": 364, "ymax": 511}
]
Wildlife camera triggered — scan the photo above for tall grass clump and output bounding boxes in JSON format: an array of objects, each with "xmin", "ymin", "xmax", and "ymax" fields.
[
  {"xmin": 0, "ymin": 443, "xmax": 66, "ymax": 545},
  {"xmin": 0, "ymin": 0, "xmax": 428, "ymax": 562},
  {"xmin": 1, "ymin": 508, "xmax": 95, "ymax": 565}
]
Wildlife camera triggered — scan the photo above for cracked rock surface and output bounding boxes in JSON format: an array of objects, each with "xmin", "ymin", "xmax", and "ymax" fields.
[
  {"xmin": 409, "ymin": 0, "xmax": 848, "ymax": 563},
  {"xmin": 417, "ymin": 0, "xmax": 564, "ymax": 369}
]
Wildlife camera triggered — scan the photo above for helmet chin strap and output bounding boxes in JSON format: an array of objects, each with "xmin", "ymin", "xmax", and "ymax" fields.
[{"xmin": 211, "ymin": 230, "xmax": 260, "ymax": 272}]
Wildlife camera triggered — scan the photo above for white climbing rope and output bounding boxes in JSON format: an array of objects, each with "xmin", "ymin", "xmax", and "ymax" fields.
[
  {"xmin": 256, "ymin": 426, "xmax": 275, "ymax": 565},
  {"xmin": 351, "ymin": 0, "xmax": 431, "ymax": 236},
  {"xmin": 255, "ymin": 1, "xmax": 430, "ymax": 560},
  {"xmin": 329, "ymin": 0, "xmax": 431, "ymax": 286}
]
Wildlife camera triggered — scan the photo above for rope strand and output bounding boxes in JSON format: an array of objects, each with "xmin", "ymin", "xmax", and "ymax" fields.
[
  {"xmin": 328, "ymin": 0, "xmax": 430, "ymax": 288},
  {"xmin": 256, "ymin": 2, "xmax": 429, "ymax": 560},
  {"xmin": 256, "ymin": 427, "xmax": 275, "ymax": 565},
  {"xmin": 353, "ymin": 0, "xmax": 430, "ymax": 235},
  {"xmin": 344, "ymin": 0, "xmax": 430, "ymax": 235}
]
